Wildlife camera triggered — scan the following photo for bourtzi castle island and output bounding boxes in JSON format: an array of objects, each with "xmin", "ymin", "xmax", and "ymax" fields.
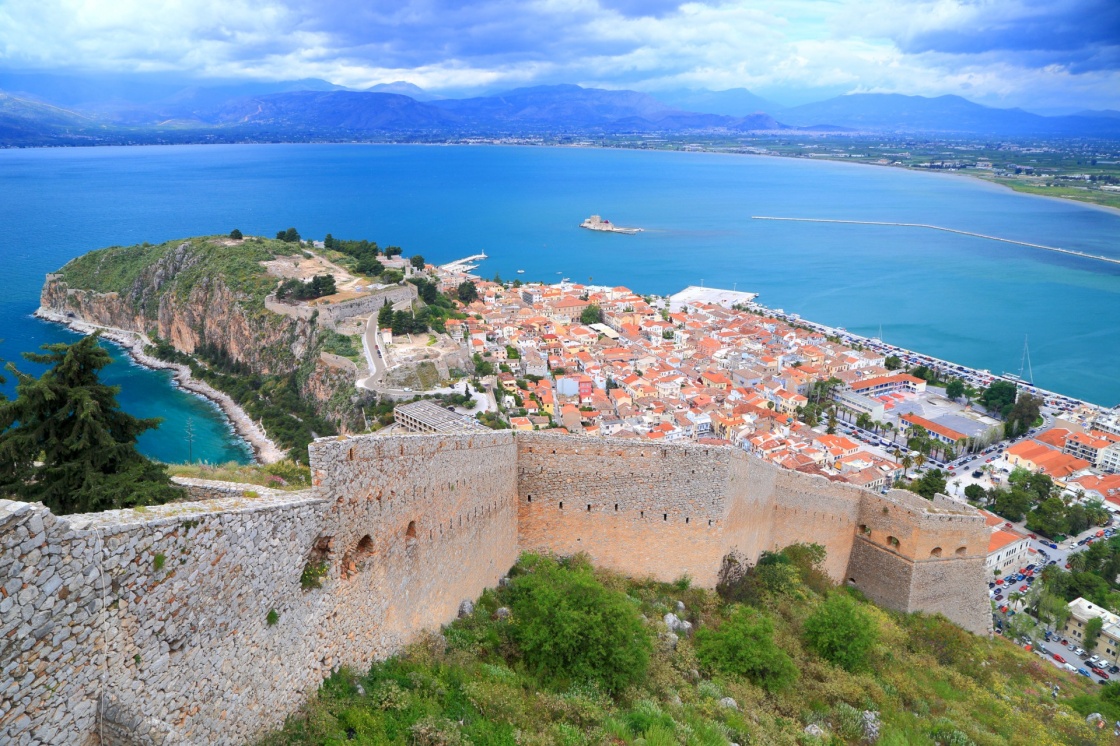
[
  {"xmin": 2, "ymin": 430, "xmax": 989, "ymax": 745},
  {"xmin": 4, "ymin": 232, "xmax": 1071, "ymax": 744}
]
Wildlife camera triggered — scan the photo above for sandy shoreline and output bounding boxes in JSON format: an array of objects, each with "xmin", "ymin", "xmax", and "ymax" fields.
[{"xmin": 34, "ymin": 307, "xmax": 286, "ymax": 464}]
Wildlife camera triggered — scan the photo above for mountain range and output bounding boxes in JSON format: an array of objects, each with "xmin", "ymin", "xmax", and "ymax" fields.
[{"xmin": 0, "ymin": 74, "xmax": 1118, "ymax": 145}]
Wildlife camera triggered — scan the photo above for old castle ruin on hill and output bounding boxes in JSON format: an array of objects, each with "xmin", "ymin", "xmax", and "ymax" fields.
[{"xmin": 1, "ymin": 431, "xmax": 990, "ymax": 745}]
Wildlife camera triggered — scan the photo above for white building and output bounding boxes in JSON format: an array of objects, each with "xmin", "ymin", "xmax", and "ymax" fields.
[
  {"xmin": 1062, "ymin": 598, "xmax": 1120, "ymax": 666},
  {"xmin": 980, "ymin": 510, "xmax": 1030, "ymax": 579}
]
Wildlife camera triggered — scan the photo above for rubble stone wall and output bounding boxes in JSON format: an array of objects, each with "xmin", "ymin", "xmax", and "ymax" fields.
[{"xmin": 1, "ymin": 431, "xmax": 988, "ymax": 746}]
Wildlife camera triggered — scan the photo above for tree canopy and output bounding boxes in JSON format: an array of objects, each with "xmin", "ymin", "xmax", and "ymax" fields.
[
  {"xmin": 981, "ymin": 381, "xmax": 1018, "ymax": 417},
  {"xmin": 0, "ymin": 334, "xmax": 182, "ymax": 514},
  {"xmin": 276, "ymin": 274, "xmax": 336, "ymax": 301},
  {"xmin": 580, "ymin": 304, "xmax": 603, "ymax": 325},
  {"xmin": 909, "ymin": 468, "xmax": 948, "ymax": 500},
  {"xmin": 457, "ymin": 281, "xmax": 479, "ymax": 304},
  {"xmin": 276, "ymin": 227, "xmax": 301, "ymax": 243}
]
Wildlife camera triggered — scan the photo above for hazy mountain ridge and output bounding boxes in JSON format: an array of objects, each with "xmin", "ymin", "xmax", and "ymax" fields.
[
  {"xmin": 777, "ymin": 93, "xmax": 1120, "ymax": 136},
  {"xmin": 1, "ymin": 76, "xmax": 1119, "ymax": 143}
]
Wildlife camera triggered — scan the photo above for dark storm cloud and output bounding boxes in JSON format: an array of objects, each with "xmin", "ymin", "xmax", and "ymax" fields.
[{"xmin": 899, "ymin": 0, "xmax": 1120, "ymax": 72}]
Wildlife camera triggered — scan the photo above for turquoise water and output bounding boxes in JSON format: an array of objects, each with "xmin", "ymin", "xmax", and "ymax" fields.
[{"xmin": 0, "ymin": 145, "xmax": 1118, "ymax": 466}]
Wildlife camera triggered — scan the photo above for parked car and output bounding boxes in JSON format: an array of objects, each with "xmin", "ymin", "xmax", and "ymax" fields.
[
  {"xmin": 1079, "ymin": 668, "xmax": 1092, "ymax": 677},
  {"xmin": 1053, "ymin": 653, "xmax": 1067, "ymax": 663}
]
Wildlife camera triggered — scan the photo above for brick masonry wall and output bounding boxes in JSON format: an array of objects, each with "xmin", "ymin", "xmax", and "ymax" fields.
[{"xmin": 1, "ymin": 431, "xmax": 988, "ymax": 745}]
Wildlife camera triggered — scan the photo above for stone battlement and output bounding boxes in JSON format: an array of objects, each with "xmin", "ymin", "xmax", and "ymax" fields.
[{"xmin": 0, "ymin": 431, "xmax": 989, "ymax": 745}]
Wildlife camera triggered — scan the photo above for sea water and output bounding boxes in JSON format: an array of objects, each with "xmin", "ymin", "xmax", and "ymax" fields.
[{"xmin": 1, "ymin": 143, "xmax": 1118, "ymax": 464}]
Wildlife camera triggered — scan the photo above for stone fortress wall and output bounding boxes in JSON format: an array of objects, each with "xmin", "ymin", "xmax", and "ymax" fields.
[{"xmin": 0, "ymin": 431, "xmax": 988, "ymax": 745}]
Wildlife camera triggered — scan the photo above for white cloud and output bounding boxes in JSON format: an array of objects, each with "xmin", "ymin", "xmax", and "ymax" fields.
[{"xmin": 0, "ymin": 0, "xmax": 1116, "ymax": 110}]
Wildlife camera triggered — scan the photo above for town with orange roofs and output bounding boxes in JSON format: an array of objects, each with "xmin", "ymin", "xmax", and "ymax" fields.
[{"xmin": 388, "ymin": 263, "xmax": 1120, "ymax": 616}]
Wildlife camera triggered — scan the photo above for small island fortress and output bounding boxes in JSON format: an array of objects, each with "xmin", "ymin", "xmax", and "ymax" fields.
[
  {"xmin": 580, "ymin": 214, "xmax": 643, "ymax": 234},
  {"xmin": 1, "ymin": 430, "xmax": 989, "ymax": 745}
]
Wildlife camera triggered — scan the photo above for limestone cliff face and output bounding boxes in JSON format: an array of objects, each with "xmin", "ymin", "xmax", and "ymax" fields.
[
  {"xmin": 39, "ymin": 238, "xmax": 361, "ymax": 432},
  {"xmin": 42, "ymin": 272, "xmax": 307, "ymax": 376}
]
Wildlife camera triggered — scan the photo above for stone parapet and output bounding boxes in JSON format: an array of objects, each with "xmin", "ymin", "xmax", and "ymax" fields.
[{"xmin": 0, "ymin": 431, "xmax": 989, "ymax": 745}]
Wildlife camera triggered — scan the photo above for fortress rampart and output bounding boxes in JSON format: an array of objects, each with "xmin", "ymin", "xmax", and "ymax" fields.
[{"xmin": 0, "ymin": 431, "xmax": 989, "ymax": 745}]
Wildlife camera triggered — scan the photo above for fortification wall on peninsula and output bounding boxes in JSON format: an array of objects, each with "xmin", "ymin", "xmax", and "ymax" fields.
[{"xmin": 1, "ymin": 431, "xmax": 987, "ymax": 746}]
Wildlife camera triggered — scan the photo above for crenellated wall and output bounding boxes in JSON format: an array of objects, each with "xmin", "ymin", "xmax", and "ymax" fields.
[{"xmin": 0, "ymin": 431, "xmax": 988, "ymax": 746}]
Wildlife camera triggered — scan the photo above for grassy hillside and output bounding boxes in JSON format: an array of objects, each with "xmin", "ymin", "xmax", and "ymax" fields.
[
  {"xmin": 260, "ymin": 549, "xmax": 1115, "ymax": 746},
  {"xmin": 58, "ymin": 235, "xmax": 282, "ymax": 311}
]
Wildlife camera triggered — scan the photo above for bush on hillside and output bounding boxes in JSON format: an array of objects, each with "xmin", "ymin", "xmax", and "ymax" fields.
[
  {"xmin": 506, "ymin": 554, "xmax": 651, "ymax": 693},
  {"xmin": 694, "ymin": 605, "xmax": 797, "ymax": 692},
  {"xmin": 716, "ymin": 542, "xmax": 830, "ymax": 605},
  {"xmin": 803, "ymin": 591, "xmax": 878, "ymax": 672}
]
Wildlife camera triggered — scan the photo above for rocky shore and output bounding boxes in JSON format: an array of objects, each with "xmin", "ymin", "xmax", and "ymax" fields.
[{"xmin": 34, "ymin": 307, "xmax": 286, "ymax": 464}]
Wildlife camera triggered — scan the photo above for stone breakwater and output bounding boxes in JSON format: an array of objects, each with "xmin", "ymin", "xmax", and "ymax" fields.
[
  {"xmin": 34, "ymin": 307, "xmax": 285, "ymax": 465},
  {"xmin": 0, "ymin": 431, "xmax": 989, "ymax": 745}
]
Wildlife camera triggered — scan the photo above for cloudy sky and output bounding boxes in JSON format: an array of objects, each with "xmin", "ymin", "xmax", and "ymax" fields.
[{"xmin": 0, "ymin": 0, "xmax": 1117, "ymax": 111}]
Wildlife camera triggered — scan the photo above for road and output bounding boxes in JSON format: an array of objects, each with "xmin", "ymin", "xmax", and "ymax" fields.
[{"xmin": 1030, "ymin": 635, "xmax": 1116, "ymax": 686}]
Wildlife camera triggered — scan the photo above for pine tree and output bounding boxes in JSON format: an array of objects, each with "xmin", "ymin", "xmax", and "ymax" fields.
[
  {"xmin": 0, "ymin": 334, "xmax": 182, "ymax": 515},
  {"xmin": 378, "ymin": 299, "xmax": 394, "ymax": 329}
]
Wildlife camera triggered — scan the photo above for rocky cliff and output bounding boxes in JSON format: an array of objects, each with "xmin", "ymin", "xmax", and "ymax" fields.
[
  {"xmin": 39, "ymin": 236, "xmax": 370, "ymax": 447},
  {"xmin": 40, "ymin": 238, "xmax": 312, "ymax": 374}
]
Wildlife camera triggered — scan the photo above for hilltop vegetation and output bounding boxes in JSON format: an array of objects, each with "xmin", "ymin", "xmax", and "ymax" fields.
[
  {"xmin": 261, "ymin": 549, "xmax": 1114, "ymax": 746},
  {"xmin": 58, "ymin": 234, "xmax": 282, "ymax": 311}
]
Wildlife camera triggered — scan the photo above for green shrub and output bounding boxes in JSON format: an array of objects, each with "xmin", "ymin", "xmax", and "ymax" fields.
[
  {"xmin": 507, "ymin": 555, "xmax": 651, "ymax": 694},
  {"xmin": 301, "ymin": 560, "xmax": 329, "ymax": 590},
  {"xmin": 153, "ymin": 553, "xmax": 166, "ymax": 571},
  {"xmin": 694, "ymin": 606, "xmax": 797, "ymax": 692},
  {"xmin": 803, "ymin": 592, "xmax": 877, "ymax": 672},
  {"xmin": 267, "ymin": 609, "xmax": 279, "ymax": 626}
]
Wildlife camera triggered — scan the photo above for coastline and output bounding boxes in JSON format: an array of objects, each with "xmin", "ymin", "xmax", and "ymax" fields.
[
  {"xmin": 33, "ymin": 307, "xmax": 286, "ymax": 464},
  {"xmin": 4, "ymin": 139, "xmax": 1118, "ymax": 216},
  {"xmin": 742, "ymin": 299, "xmax": 1114, "ymax": 415}
]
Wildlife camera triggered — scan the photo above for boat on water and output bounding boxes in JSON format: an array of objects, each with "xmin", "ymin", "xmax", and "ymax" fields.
[
  {"xmin": 580, "ymin": 215, "xmax": 643, "ymax": 234},
  {"xmin": 516, "ymin": 269, "xmax": 525, "ymax": 274}
]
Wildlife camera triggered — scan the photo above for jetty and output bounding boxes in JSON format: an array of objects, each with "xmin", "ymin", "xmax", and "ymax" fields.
[
  {"xmin": 752, "ymin": 216, "xmax": 1120, "ymax": 267},
  {"xmin": 440, "ymin": 253, "xmax": 488, "ymax": 274}
]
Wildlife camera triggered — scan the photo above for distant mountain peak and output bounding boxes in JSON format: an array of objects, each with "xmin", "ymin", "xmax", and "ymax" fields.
[{"xmin": 366, "ymin": 81, "xmax": 442, "ymax": 101}]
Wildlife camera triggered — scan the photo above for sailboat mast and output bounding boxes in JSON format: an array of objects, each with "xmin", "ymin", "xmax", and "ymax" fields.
[{"xmin": 1021, "ymin": 335, "xmax": 1034, "ymax": 385}]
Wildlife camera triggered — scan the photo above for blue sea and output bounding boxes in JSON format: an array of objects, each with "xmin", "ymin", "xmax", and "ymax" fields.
[{"xmin": 1, "ymin": 144, "xmax": 1118, "ymax": 462}]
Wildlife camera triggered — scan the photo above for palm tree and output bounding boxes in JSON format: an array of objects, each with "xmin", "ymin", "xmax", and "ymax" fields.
[
  {"xmin": 914, "ymin": 452, "xmax": 927, "ymax": 472},
  {"xmin": 901, "ymin": 454, "xmax": 913, "ymax": 477}
]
